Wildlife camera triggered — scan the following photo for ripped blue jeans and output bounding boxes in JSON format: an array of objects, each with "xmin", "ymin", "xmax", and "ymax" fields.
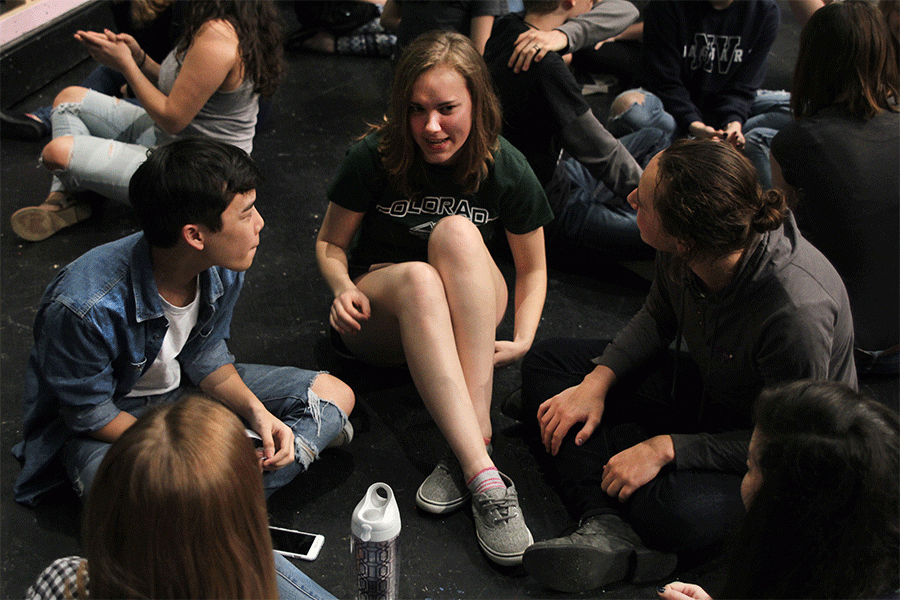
[
  {"xmin": 607, "ymin": 88, "xmax": 793, "ymax": 187},
  {"xmin": 47, "ymin": 89, "xmax": 159, "ymax": 204},
  {"xmin": 62, "ymin": 364, "xmax": 350, "ymax": 500}
]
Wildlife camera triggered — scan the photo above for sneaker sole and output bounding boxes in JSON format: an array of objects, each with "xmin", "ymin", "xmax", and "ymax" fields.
[
  {"xmin": 523, "ymin": 542, "xmax": 677, "ymax": 592},
  {"xmin": 477, "ymin": 526, "xmax": 533, "ymax": 567},
  {"xmin": 523, "ymin": 543, "xmax": 629, "ymax": 592},
  {"xmin": 415, "ymin": 487, "xmax": 470, "ymax": 514},
  {"xmin": 11, "ymin": 203, "xmax": 90, "ymax": 242}
]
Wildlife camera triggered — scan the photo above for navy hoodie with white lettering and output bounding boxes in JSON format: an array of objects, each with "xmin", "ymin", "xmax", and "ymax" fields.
[{"xmin": 639, "ymin": 0, "xmax": 780, "ymax": 132}]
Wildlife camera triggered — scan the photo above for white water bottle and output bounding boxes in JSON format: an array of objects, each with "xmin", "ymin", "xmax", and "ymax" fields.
[{"xmin": 351, "ymin": 483, "xmax": 401, "ymax": 600}]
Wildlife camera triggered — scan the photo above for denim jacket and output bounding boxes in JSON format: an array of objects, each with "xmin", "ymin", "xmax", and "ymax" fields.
[{"xmin": 13, "ymin": 233, "xmax": 242, "ymax": 506}]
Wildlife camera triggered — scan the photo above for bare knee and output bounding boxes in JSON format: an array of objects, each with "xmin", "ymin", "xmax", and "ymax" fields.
[
  {"xmin": 395, "ymin": 261, "xmax": 446, "ymax": 307},
  {"xmin": 53, "ymin": 86, "xmax": 88, "ymax": 108},
  {"xmin": 429, "ymin": 215, "xmax": 484, "ymax": 263},
  {"xmin": 313, "ymin": 373, "xmax": 355, "ymax": 416},
  {"xmin": 41, "ymin": 136, "xmax": 74, "ymax": 171},
  {"xmin": 610, "ymin": 91, "xmax": 646, "ymax": 118}
]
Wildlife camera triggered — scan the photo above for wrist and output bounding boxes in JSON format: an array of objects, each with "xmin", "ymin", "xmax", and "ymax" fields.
[
  {"xmin": 648, "ymin": 435, "xmax": 675, "ymax": 465},
  {"xmin": 136, "ymin": 49, "xmax": 146, "ymax": 68}
]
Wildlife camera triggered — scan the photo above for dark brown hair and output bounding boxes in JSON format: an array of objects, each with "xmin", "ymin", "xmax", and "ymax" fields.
[
  {"xmin": 523, "ymin": 0, "xmax": 564, "ymax": 15},
  {"xmin": 792, "ymin": 0, "xmax": 899, "ymax": 119},
  {"xmin": 375, "ymin": 30, "xmax": 502, "ymax": 199},
  {"xmin": 654, "ymin": 139, "xmax": 787, "ymax": 265},
  {"xmin": 83, "ymin": 395, "xmax": 278, "ymax": 598},
  {"xmin": 178, "ymin": 0, "xmax": 285, "ymax": 97},
  {"xmin": 722, "ymin": 380, "xmax": 899, "ymax": 598}
]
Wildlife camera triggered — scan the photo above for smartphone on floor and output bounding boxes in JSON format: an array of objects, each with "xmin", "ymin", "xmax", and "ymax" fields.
[{"xmin": 269, "ymin": 526, "xmax": 325, "ymax": 561}]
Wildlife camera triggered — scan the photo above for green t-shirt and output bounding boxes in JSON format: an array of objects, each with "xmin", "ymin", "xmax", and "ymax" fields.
[{"xmin": 327, "ymin": 133, "xmax": 553, "ymax": 266}]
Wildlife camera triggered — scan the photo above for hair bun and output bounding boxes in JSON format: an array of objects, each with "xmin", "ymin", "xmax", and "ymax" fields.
[{"xmin": 752, "ymin": 189, "xmax": 788, "ymax": 233}]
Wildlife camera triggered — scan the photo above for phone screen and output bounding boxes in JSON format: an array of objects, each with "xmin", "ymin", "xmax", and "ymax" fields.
[{"xmin": 269, "ymin": 527, "xmax": 317, "ymax": 555}]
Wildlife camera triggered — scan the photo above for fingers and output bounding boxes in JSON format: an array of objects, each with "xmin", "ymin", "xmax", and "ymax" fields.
[
  {"xmin": 539, "ymin": 406, "xmax": 573, "ymax": 455},
  {"xmin": 658, "ymin": 582, "xmax": 712, "ymax": 600},
  {"xmin": 574, "ymin": 416, "xmax": 598, "ymax": 447},
  {"xmin": 329, "ymin": 292, "xmax": 370, "ymax": 335},
  {"xmin": 264, "ymin": 425, "xmax": 294, "ymax": 469},
  {"xmin": 258, "ymin": 427, "xmax": 276, "ymax": 467},
  {"xmin": 601, "ymin": 463, "xmax": 632, "ymax": 502}
]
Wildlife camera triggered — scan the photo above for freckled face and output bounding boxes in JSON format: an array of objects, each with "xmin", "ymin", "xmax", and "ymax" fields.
[
  {"xmin": 740, "ymin": 428, "xmax": 764, "ymax": 509},
  {"xmin": 201, "ymin": 189, "xmax": 264, "ymax": 272},
  {"xmin": 626, "ymin": 154, "xmax": 678, "ymax": 253},
  {"xmin": 408, "ymin": 64, "xmax": 473, "ymax": 166}
]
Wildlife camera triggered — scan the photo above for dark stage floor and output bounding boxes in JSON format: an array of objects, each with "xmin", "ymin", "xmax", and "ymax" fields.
[{"xmin": 1, "ymin": 3, "xmax": 896, "ymax": 599}]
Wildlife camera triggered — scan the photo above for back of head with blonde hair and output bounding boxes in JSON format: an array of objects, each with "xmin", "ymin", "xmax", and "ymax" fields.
[
  {"xmin": 377, "ymin": 30, "xmax": 502, "ymax": 199},
  {"xmin": 83, "ymin": 394, "xmax": 278, "ymax": 599}
]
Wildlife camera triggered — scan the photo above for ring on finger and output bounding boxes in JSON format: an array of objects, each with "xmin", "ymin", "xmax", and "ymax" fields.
[{"xmin": 533, "ymin": 44, "xmax": 541, "ymax": 51}]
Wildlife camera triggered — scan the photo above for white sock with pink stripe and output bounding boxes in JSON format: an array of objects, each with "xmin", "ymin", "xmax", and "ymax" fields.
[{"xmin": 466, "ymin": 466, "xmax": 505, "ymax": 496}]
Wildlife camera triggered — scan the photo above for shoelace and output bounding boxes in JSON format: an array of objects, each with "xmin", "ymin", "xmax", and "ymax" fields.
[{"xmin": 477, "ymin": 494, "xmax": 518, "ymax": 524}]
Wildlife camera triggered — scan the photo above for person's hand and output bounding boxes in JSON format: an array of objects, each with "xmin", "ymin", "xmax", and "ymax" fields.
[
  {"xmin": 112, "ymin": 32, "xmax": 144, "ymax": 65},
  {"xmin": 723, "ymin": 121, "xmax": 745, "ymax": 150},
  {"xmin": 493, "ymin": 339, "xmax": 530, "ymax": 368},
  {"xmin": 330, "ymin": 288, "xmax": 371, "ymax": 335},
  {"xmin": 601, "ymin": 435, "xmax": 674, "ymax": 501},
  {"xmin": 74, "ymin": 29, "xmax": 134, "ymax": 72},
  {"xmin": 688, "ymin": 120, "xmax": 726, "ymax": 141},
  {"xmin": 537, "ymin": 372, "xmax": 609, "ymax": 455},
  {"xmin": 508, "ymin": 29, "xmax": 568, "ymax": 73},
  {"xmin": 248, "ymin": 407, "xmax": 295, "ymax": 471},
  {"xmin": 658, "ymin": 581, "xmax": 713, "ymax": 600}
]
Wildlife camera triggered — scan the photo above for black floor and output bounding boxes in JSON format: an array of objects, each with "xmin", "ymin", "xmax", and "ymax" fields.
[{"xmin": 2, "ymin": 3, "xmax": 894, "ymax": 599}]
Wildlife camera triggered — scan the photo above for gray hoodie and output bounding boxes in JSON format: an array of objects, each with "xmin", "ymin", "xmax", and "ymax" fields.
[{"xmin": 595, "ymin": 213, "xmax": 857, "ymax": 472}]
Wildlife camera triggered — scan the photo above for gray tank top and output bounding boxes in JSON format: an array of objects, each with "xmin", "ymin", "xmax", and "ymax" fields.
[{"xmin": 156, "ymin": 50, "xmax": 258, "ymax": 153}]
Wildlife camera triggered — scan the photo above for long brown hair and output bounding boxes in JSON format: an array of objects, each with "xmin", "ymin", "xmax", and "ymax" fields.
[
  {"xmin": 375, "ymin": 30, "xmax": 502, "ymax": 199},
  {"xmin": 177, "ymin": 0, "xmax": 285, "ymax": 96},
  {"xmin": 654, "ymin": 139, "xmax": 788, "ymax": 265},
  {"xmin": 792, "ymin": 0, "xmax": 899, "ymax": 119},
  {"xmin": 83, "ymin": 395, "xmax": 278, "ymax": 599},
  {"xmin": 722, "ymin": 381, "xmax": 899, "ymax": 598}
]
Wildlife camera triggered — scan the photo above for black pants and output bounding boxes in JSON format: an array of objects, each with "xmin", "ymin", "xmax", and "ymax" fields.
[{"xmin": 521, "ymin": 338, "xmax": 745, "ymax": 553}]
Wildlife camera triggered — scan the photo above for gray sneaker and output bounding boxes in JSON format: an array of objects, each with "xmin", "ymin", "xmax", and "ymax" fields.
[
  {"xmin": 415, "ymin": 444, "xmax": 492, "ymax": 514},
  {"xmin": 471, "ymin": 472, "xmax": 533, "ymax": 566},
  {"xmin": 416, "ymin": 453, "xmax": 469, "ymax": 514},
  {"xmin": 522, "ymin": 514, "xmax": 677, "ymax": 592}
]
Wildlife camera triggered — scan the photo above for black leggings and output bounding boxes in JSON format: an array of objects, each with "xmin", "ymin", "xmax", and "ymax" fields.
[{"xmin": 520, "ymin": 338, "xmax": 746, "ymax": 553}]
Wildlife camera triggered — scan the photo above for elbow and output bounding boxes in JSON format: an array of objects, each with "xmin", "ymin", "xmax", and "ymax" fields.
[{"xmin": 157, "ymin": 115, "xmax": 191, "ymax": 136}]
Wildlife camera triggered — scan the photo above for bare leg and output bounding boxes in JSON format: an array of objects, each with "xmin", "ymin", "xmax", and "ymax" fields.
[
  {"xmin": 340, "ymin": 217, "xmax": 506, "ymax": 480},
  {"xmin": 427, "ymin": 216, "xmax": 507, "ymax": 441}
]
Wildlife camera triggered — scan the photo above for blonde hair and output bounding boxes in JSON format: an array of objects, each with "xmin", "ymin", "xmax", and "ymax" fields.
[
  {"xmin": 375, "ymin": 30, "xmax": 502, "ymax": 199},
  {"xmin": 83, "ymin": 394, "xmax": 278, "ymax": 599}
]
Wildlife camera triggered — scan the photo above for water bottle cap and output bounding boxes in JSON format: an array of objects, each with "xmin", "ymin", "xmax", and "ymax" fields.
[{"xmin": 351, "ymin": 483, "xmax": 401, "ymax": 542}]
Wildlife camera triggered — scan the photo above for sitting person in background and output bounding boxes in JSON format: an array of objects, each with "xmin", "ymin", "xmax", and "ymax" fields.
[
  {"xmin": 659, "ymin": 380, "xmax": 899, "ymax": 599},
  {"xmin": 503, "ymin": 0, "xmax": 639, "ymax": 73},
  {"xmin": 380, "ymin": 0, "xmax": 509, "ymax": 55},
  {"xmin": 10, "ymin": 0, "xmax": 284, "ymax": 242},
  {"xmin": 27, "ymin": 394, "xmax": 339, "ymax": 600},
  {"xmin": 518, "ymin": 139, "xmax": 856, "ymax": 593},
  {"xmin": 316, "ymin": 30, "xmax": 551, "ymax": 566},
  {"xmin": 771, "ymin": 0, "xmax": 899, "ymax": 375},
  {"xmin": 13, "ymin": 137, "xmax": 354, "ymax": 508},
  {"xmin": 485, "ymin": 0, "xmax": 667, "ymax": 260},
  {"xmin": 1, "ymin": 0, "xmax": 182, "ymax": 142},
  {"xmin": 606, "ymin": 0, "xmax": 790, "ymax": 185}
]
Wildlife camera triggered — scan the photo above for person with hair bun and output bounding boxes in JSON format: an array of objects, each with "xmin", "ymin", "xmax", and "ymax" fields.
[
  {"xmin": 517, "ymin": 139, "xmax": 856, "ymax": 593},
  {"xmin": 26, "ymin": 394, "xmax": 338, "ymax": 600},
  {"xmin": 659, "ymin": 379, "xmax": 899, "ymax": 599}
]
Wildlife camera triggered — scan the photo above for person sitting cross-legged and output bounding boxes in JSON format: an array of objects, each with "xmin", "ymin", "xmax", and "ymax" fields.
[{"xmin": 13, "ymin": 137, "xmax": 355, "ymax": 507}]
